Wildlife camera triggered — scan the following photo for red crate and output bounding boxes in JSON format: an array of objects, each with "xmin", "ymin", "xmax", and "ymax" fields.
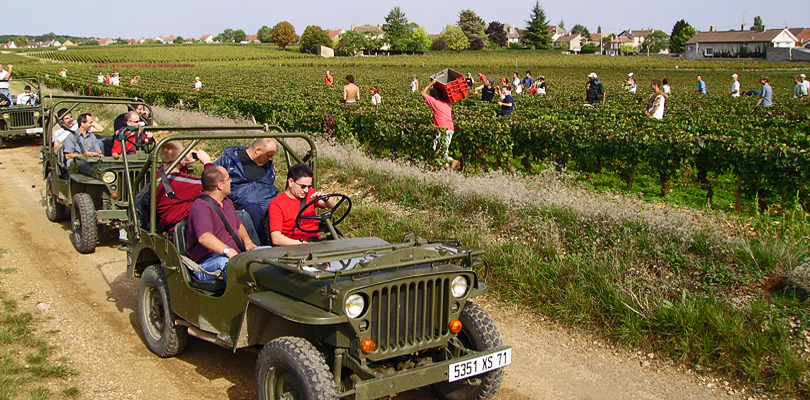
[{"xmin": 430, "ymin": 69, "xmax": 469, "ymax": 103}]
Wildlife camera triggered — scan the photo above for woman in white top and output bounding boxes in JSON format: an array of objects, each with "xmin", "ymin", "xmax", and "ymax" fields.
[
  {"xmin": 511, "ymin": 72, "xmax": 522, "ymax": 94},
  {"xmin": 645, "ymin": 79, "xmax": 667, "ymax": 120},
  {"xmin": 370, "ymin": 86, "xmax": 381, "ymax": 106},
  {"xmin": 662, "ymin": 78, "xmax": 671, "ymax": 94}
]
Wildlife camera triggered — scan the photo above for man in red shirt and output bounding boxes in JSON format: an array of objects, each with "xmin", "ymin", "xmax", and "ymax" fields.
[
  {"xmin": 268, "ymin": 163, "xmax": 337, "ymax": 246},
  {"xmin": 112, "ymin": 111, "xmax": 154, "ymax": 155},
  {"xmin": 155, "ymin": 141, "xmax": 212, "ymax": 232},
  {"xmin": 421, "ymin": 79, "xmax": 456, "ymax": 167}
]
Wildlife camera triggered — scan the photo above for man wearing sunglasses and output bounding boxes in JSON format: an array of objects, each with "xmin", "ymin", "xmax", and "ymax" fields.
[{"xmin": 268, "ymin": 163, "xmax": 337, "ymax": 246}]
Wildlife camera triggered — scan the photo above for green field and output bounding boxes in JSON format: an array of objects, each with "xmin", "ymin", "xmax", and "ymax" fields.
[{"xmin": 5, "ymin": 45, "xmax": 810, "ymax": 397}]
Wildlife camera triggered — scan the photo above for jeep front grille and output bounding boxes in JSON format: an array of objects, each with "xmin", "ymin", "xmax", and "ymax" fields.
[
  {"xmin": 114, "ymin": 170, "xmax": 148, "ymax": 204},
  {"xmin": 369, "ymin": 277, "xmax": 450, "ymax": 353},
  {"xmin": 9, "ymin": 111, "xmax": 36, "ymax": 128}
]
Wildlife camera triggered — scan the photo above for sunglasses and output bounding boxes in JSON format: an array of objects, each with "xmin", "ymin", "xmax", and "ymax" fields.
[{"xmin": 295, "ymin": 181, "xmax": 313, "ymax": 190}]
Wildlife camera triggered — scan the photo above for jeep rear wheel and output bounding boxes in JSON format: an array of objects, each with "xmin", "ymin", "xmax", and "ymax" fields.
[
  {"xmin": 138, "ymin": 265, "xmax": 188, "ymax": 357},
  {"xmin": 45, "ymin": 172, "xmax": 66, "ymax": 222},
  {"xmin": 70, "ymin": 192, "xmax": 97, "ymax": 253},
  {"xmin": 255, "ymin": 337, "xmax": 338, "ymax": 400},
  {"xmin": 433, "ymin": 301, "xmax": 504, "ymax": 400}
]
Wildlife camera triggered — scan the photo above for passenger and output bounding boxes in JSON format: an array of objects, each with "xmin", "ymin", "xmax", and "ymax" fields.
[
  {"xmin": 0, "ymin": 64, "xmax": 12, "ymax": 99},
  {"xmin": 155, "ymin": 141, "xmax": 212, "ymax": 232},
  {"xmin": 213, "ymin": 138, "xmax": 278, "ymax": 244},
  {"xmin": 0, "ymin": 92, "xmax": 10, "ymax": 108},
  {"xmin": 53, "ymin": 109, "xmax": 104, "ymax": 153},
  {"xmin": 268, "ymin": 163, "xmax": 337, "ymax": 246},
  {"xmin": 16, "ymin": 85, "xmax": 36, "ymax": 106},
  {"xmin": 111, "ymin": 111, "xmax": 154, "ymax": 155},
  {"xmin": 113, "ymin": 104, "xmax": 155, "ymax": 132},
  {"xmin": 186, "ymin": 166, "xmax": 258, "ymax": 281},
  {"xmin": 62, "ymin": 113, "xmax": 103, "ymax": 165}
]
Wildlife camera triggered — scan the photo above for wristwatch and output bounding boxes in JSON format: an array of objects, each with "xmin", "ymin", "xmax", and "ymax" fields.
[{"xmin": 223, "ymin": 247, "xmax": 232, "ymax": 255}]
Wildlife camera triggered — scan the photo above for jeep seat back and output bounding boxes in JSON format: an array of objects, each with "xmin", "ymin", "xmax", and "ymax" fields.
[{"xmin": 173, "ymin": 218, "xmax": 227, "ymax": 294}]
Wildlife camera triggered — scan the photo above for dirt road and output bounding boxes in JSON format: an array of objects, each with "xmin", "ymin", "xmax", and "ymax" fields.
[{"xmin": 0, "ymin": 141, "xmax": 756, "ymax": 400}]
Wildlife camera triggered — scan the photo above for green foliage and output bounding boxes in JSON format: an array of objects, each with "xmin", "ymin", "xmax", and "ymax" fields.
[
  {"xmin": 486, "ymin": 22, "xmax": 507, "ymax": 48},
  {"xmin": 523, "ymin": 1, "xmax": 552, "ymax": 49},
  {"xmin": 173, "ymin": 36, "xmax": 184, "ymax": 44},
  {"xmin": 80, "ymin": 39, "xmax": 98, "ymax": 46},
  {"xmin": 458, "ymin": 9, "xmax": 486, "ymax": 43},
  {"xmin": 670, "ymin": 19, "xmax": 697, "ymax": 54},
  {"xmin": 581, "ymin": 43, "xmax": 599, "ymax": 54},
  {"xmin": 571, "ymin": 24, "xmax": 590, "ymax": 37},
  {"xmin": 257, "ymin": 25, "xmax": 273, "ymax": 43},
  {"xmin": 432, "ymin": 39, "xmax": 448, "ymax": 51},
  {"xmin": 272, "ymin": 21, "xmax": 296, "ymax": 49},
  {"xmin": 620, "ymin": 43, "xmax": 637, "ymax": 54},
  {"xmin": 215, "ymin": 28, "xmax": 235, "ymax": 43},
  {"xmin": 752, "ymin": 16, "xmax": 765, "ymax": 31},
  {"xmin": 642, "ymin": 30, "xmax": 669, "ymax": 53},
  {"xmin": 441, "ymin": 25, "xmax": 469, "ymax": 51},
  {"xmin": 233, "ymin": 29, "xmax": 246, "ymax": 43},
  {"xmin": 399, "ymin": 26, "xmax": 432, "ymax": 53},
  {"xmin": 382, "ymin": 6, "xmax": 410, "ymax": 48},
  {"xmin": 336, "ymin": 30, "xmax": 368, "ymax": 56},
  {"xmin": 13, "ymin": 35, "xmax": 27, "ymax": 48},
  {"xmin": 299, "ymin": 25, "xmax": 331, "ymax": 54}
]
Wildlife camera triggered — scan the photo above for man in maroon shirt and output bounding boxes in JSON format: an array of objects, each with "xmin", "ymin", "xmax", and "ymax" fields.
[
  {"xmin": 186, "ymin": 166, "xmax": 258, "ymax": 281},
  {"xmin": 155, "ymin": 141, "xmax": 212, "ymax": 232}
]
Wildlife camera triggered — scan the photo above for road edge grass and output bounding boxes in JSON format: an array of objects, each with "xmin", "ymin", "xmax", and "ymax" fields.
[
  {"xmin": 0, "ymin": 252, "xmax": 80, "ymax": 400},
  {"xmin": 316, "ymin": 154, "xmax": 810, "ymax": 398}
]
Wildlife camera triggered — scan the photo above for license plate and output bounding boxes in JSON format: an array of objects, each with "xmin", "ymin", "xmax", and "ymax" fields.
[
  {"xmin": 26, "ymin": 127, "xmax": 43, "ymax": 134},
  {"xmin": 448, "ymin": 348, "xmax": 511, "ymax": 382}
]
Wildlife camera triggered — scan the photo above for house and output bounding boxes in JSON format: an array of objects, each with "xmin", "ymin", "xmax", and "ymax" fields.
[
  {"xmin": 166, "ymin": 35, "xmax": 177, "ymax": 44},
  {"xmin": 554, "ymin": 34, "xmax": 582, "ymax": 52},
  {"xmin": 124, "ymin": 39, "xmax": 138, "ymax": 45},
  {"xmin": 502, "ymin": 23, "xmax": 522, "ymax": 44},
  {"xmin": 684, "ymin": 28, "xmax": 798, "ymax": 60},
  {"xmin": 788, "ymin": 28, "xmax": 810, "ymax": 47},
  {"xmin": 97, "ymin": 38, "xmax": 114, "ymax": 45},
  {"xmin": 351, "ymin": 24, "xmax": 388, "ymax": 50},
  {"xmin": 243, "ymin": 34, "xmax": 260, "ymax": 43},
  {"xmin": 43, "ymin": 40, "xmax": 61, "ymax": 47},
  {"xmin": 548, "ymin": 26, "xmax": 567, "ymax": 41},
  {"xmin": 325, "ymin": 29, "xmax": 345, "ymax": 42},
  {"xmin": 200, "ymin": 34, "xmax": 214, "ymax": 44},
  {"xmin": 604, "ymin": 36, "xmax": 634, "ymax": 56},
  {"xmin": 2, "ymin": 42, "xmax": 15, "ymax": 49},
  {"xmin": 62, "ymin": 40, "xmax": 76, "ymax": 47}
]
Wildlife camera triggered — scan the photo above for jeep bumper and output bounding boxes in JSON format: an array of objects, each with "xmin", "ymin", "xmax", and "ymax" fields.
[{"xmin": 351, "ymin": 345, "xmax": 511, "ymax": 400}]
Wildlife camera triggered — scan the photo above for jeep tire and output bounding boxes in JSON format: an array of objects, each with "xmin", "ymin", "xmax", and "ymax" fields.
[
  {"xmin": 45, "ymin": 172, "xmax": 66, "ymax": 222},
  {"xmin": 70, "ymin": 192, "xmax": 97, "ymax": 253},
  {"xmin": 255, "ymin": 337, "xmax": 338, "ymax": 400},
  {"xmin": 433, "ymin": 301, "xmax": 504, "ymax": 400},
  {"xmin": 138, "ymin": 265, "xmax": 188, "ymax": 357}
]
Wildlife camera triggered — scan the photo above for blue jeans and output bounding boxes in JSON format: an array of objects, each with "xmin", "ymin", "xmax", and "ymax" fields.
[
  {"xmin": 194, "ymin": 246, "xmax": 272, "ymax": 282},
  {"xmin": 240, "ymin": 203, "xmax": 268, "ymax": 245}
]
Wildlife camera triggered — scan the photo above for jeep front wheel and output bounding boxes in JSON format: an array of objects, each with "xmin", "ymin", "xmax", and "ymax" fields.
[
  {"xmin": 70, "ymin": 193, "xmax": 97, "ymax": 253},
  {"xmin": 45, "ymin": 172, "xmax": 66, "ymax": 222},
  {"xmin": 433, "ymin": 301, "xmax": 504, "ymax": 400},
  {"xmin": 138, "ymin": 265, "xmax": 188, "ymax": 357},
  {"xmin": 255, "ymin": 337, "xmax": 338, "ymax": 400}
]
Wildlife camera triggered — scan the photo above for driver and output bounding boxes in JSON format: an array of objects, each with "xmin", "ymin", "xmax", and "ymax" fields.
[
  {"xmin": 111, "ymin": 111, "xmax": 154, "ymax": 156},
  {"xmin": 268, "ymin": 163, "xmax": 337, "ymax": 246}
]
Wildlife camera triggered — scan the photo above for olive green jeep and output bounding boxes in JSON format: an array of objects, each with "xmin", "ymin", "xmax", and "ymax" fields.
[
  {"xmin": 125, "ymin": 128, "xmax": 511, "ymax": 400},
  {"xmin": 41, "ymin": 96, "xmax": 155, "ymax": 253},
  {"xmin": 0, "ymin": 75, "xmax": 45, "ymax": 148}
]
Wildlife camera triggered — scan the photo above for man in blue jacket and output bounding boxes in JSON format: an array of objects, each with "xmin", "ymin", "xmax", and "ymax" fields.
[{"xmin": 214, "ymin": 138, "xmax": 278, "ymax": 244}]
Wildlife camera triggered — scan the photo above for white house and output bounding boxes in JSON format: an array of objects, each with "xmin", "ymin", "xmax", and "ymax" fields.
[
  {"xmin": 548, "ymin": 26, "xmax": 567, "ymax": 41},
  {"xmin": 554, "ymin": 34, "xmax": 582, "ymax": 52},
  {"xmin": 200, "ymin": 34, "xmax": 214, "ymax": 44},
  {"xmin": 502, "ymin": 23, "xmax": 521, "ymax": 44},
  {"xmin": 685, "ymin": 28, "xmax": 798, "ymax": 59}
]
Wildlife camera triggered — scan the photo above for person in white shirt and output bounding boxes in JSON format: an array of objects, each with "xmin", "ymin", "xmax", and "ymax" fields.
[
  {"xmin": 729, "ymin": 73, "xmax": 741, "ymax": 98},
  {"xmin": 194, "ymin": 77, "xmax": 202, "ymax": 90},
  {"xmin": 109, "ymin": 72, "xmax": 120, "ymax": 86},
  {"xmin": 16, "ymin": 85, "xmax": 36, "ymax": 105},
  {"xmin": 370, "ymin": 86, "xmax": 381, "ymax": 106},
  {"xmin": 410, "ymin": 76, "xmax": 418, "ymax": 92},
  {"xmin": 662, "ymin": 79, "xmax": 671, "ymax": 94},
  {"xmin": 801, "ymin": 74, "xmax": 810, "ymax": 93},
  {"xmin": 0, "ymin": 64, "xmax": 12, "ymax": 99},
  {"xmin": 645, "ymin": 79, "xmax": 667, "ymax": 120},
  {"xmin": 52, "ymin": 108, "xmax": 104, "ymax": 152}
]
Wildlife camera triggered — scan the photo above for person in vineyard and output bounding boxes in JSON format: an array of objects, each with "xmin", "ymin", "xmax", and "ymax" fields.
[
  {"xmin": 97, "ymin": 72, "xmax": 105, "ymax": 83},
  {"xmin": 59, "ymin": 68, "xmax": 67, "ymax": 78},
  {"xmin": 511, "ymin": 72, "xmax": 523, "ymax": 94},
  {"xmin": 523, "ymin": 71, "xmax": 534, "ymax": 91},
  {"xmin": 662, "ymin": 79, "xmax": 671, "ymax": 94},
  {"xmin": 421, "ymin": 78, "xmax": 456, "ymax": 168},
  {"xmin": 585, "ymin": 73, "xmax": 605, "ymax": 105},
  {"xmin": 130, "ymin": 75, "xmax": 140, "ymax": 85},
  {"xmin": 696, "ymin": 75, "xmax": 707, "ymax": 94},
  {"xmin": 343, "ymin": 75, "xmax": 360, "ymax": 105},
  {"xmin": 529, "ymin": 76, "xmax": 547, "ymax": 95},
  {"xmin": 801, "ymin": 74, "xmax": 809, "ymax": 93},
  {"xmin": 465, "ymin": 73, "xmax": 474, "ymax": 88},
  {"xmin": 370, "ymin": 86, "xmax": 381, "ymax": 106},
  {"xmin": 793, "ymin": 75, "xmax": 808, "ymax": 99},
  {"xmin": 474, "ymin": 78, "xmax": 496, "ymax": 102},
  {"xmin": 729, "ymin": 74, "xmax": 741, "ymax": 98},
  {"xmin": 623, "ymin": 73, "xmax": 637, "ymax": 93},
  {"xmin": 194, "ymin": 77, "xmax": 202, "ymax": 90},
  {"xmin": 498, "ymin": 85, "xmax": 514, "ymax": 117},
  {"xmin": 110, "ymin": 72, "xmax": 120, "ymax": 86},
  {"xmin": 105, "ymin": 73, "xmax": 111, "ymax": 84},
  {"xmin": 410, "ymin": 76, "xmax": 419, "ymax": 92},
  {"xmin": 645, "ymin": 79, "xmax": 667, "ymax": 120},
  {"xmin": 324, "ymin": 70, "xmax": 334, "ymax": 85},
  {"xmin": 755, "ymin": 76, "xmax": 772, "ymax": 108}
]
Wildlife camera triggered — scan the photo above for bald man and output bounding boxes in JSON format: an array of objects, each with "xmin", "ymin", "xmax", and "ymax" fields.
[{"xmin": 214, "ymin": 138, "xmax": 278, "ymax": 244}]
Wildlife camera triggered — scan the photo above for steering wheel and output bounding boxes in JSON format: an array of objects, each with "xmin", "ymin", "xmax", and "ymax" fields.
[
  {"xmin": 295, "ymin": 193, "xmax": 352, "ymax": 234},
  {"xmin": 136, "ymin": 132, "xmax": 155, "ymax": 153}
]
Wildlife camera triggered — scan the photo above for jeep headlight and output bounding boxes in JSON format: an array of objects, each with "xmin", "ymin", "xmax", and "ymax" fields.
[
  {"xmin": 33, "ymin": 111, "xmax": 41, "ymax": 118},
  {"xmin": 344, "ymin": 294, "xmax": 365, "ymax": 319},
  {"xmin": 2, "ymin": 113, "xmax": 8, "ymax": 120},
  {"xmin": 102, "ymin": 171, "xmax": 116, "ymax": 183},
  {"xmin": 451, "ymin": 276, "xmax": 469, "ymax": 298}
]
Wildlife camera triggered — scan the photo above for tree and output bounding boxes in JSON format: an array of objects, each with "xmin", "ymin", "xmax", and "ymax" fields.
[
  {"xmin": 13, "ymin": 35, "xmax": 27, "ymax": 48},
  {"xmin": 258, "ymin": 26, "xmax": 273, "ymax": 43},
  {"xmin": 299, "ymin": 25, "xmax": 331, "ymax": 53},
  {"xmin": 559, "ymin": 20, "xmax": 565, "ymax": 30},
  {"xmin": 233, "ymin": 29, "xmax": 246, "ymax": 43},
  {"xmin": 486, "ymin": 22, "xmax": 507, "ymax": 47},
  {"xmin": 399, "ymin": 26, "xmax": 432, "ymax": 52},
  {"xmin": 522, "ymin": 1, "xmax": 552, "ymax": 49},
  {"xmin": 216, "ymin": 29, "xmax": 235, "ymax": 42},
  {"xmin": 751, "ymin": 16, "xmax": 765, "ymax": 31},
  {"xmin": 571, "ymin": 24, "xmax": 590, "ymax": 37},
  {"xmin": 336, "ymin": 30, "xmax": 367, "ymax": 56},
  {"xmin": 173, "ymin": 36, "xmax": 185, "ymax": 44},
  {"xmin": 272, "ymin": 21, "xmax": 296, "ymax": 49},
  {"xmin": 458, "ymin": 9, "xmax": 486, "ymax": 43},
  {"xmin": 432, "ymin": 39, "xmax": 448, "ymax": 51},
  {"xmin": 470, "ymin": 37, "xmax": 485, "ymax": 50},
  {"xmin": 441, "ymin": 25, "xmax": 469, "ymax": 51},
  {"xmin": 669, "ymin": 19, "xmax": 697, "ymax": 54},
  {"xmin": 642, "ymin": 30, "xmax": 669, "ymax": 53},
  {"xmin": 382, "ymin": 6, "xmax": 410, "ymax": 48},
  {"xmin": 80, "ymin": 39, "xmax": 99, "ymax": 46},
  {"xmin": 597, "ymin": 26, "xmax": 602, "ymax": 34}
]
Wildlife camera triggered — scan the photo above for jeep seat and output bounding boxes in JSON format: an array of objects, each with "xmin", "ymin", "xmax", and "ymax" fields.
[
  {"xmin": 173, "ymin": 219, "xmax": 227, "ymax": 294},
  {"xmin": 95, "ymin": 134, "xmax": 115, "ymax": 156}
]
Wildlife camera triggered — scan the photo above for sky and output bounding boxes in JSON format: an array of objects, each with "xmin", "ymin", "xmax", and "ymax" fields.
[{"xmin": 5, "ymin": 0, "xmax": 809, "ymax": 39}]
